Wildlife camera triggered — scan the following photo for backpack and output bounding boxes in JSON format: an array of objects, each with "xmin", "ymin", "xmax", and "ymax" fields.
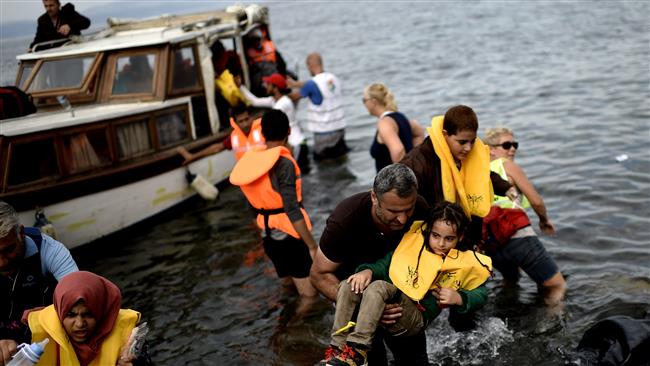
[
  {"xmin": 0, "ymin": 86, "xmax": 37, "ymax": 120},
  {"xmin": 481, "ymin": 206, "xmax": 531, "ymax": 251}
]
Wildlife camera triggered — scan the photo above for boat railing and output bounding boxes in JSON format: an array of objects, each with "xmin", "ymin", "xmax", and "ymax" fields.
[
  {"xmin": 31, "ymin": 38, "xmax": 73, "ymax": 53},
  {"xmin": 105, "ymin": 10, "xmax": 244, "ymax": 33}
]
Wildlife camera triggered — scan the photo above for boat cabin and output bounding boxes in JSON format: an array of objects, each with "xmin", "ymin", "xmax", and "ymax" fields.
[{"xmin": 0, "ymin": 5, "xmax": 270, "ymax": 246}]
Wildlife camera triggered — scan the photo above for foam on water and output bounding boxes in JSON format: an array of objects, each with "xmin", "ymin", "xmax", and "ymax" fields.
[{"xmin": 426, "ymin": 313, "xmax": 514, "ymax": 365}]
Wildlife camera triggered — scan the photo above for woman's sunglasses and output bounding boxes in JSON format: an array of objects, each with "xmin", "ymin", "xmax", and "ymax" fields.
[{"xmin": 495, "ymin": 141, "xmax": 519, "ymax": 150}]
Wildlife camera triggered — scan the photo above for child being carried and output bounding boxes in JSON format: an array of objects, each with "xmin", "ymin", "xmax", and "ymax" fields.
[{"xmin": 322, "ymin": 201, "xmax": 493, "ymax": 366}]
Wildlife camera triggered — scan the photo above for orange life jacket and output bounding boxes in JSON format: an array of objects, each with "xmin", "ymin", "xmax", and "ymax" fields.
[
  {"xmin": 230, "ymin": 117, "xmax": 265, "ymax": 160},
  {"xmin": 229, "ymin": 146, "xmax": 312, "ymax": 238},
  {"xmin": 246, "ymin": 39, "xmax": 277, "ymax": 64}
]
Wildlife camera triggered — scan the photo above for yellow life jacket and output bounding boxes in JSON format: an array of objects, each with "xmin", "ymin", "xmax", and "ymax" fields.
[
  {"xmin": 229, "ymin": 146, "xmax": 312, "ymax": 238},
  {"xmin": 427, "ymin": 116, "xmax": 493, "ymax": 217},
  {"xmin": 215, "ymin": 69, "xmax": 251, "ymax": 107},
  {"xmin": 490, "ymin": 158, "xmax": 530, "ymax": 209},
  {"xmin": 28, "ymin": 305, "xmax": 140, "ymax": 366},
  {"xmin": 388, "ymin": 221, "xmax": 492, "ymax": 301},
  {"xmin": 230, "ymin": 117, "xmax": 265, "ymax": 160}
]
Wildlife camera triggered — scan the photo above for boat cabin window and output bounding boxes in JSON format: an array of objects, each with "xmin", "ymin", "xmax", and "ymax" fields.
[
  {"xmin": 116, "ymin": 119, "xmax": 154, "ymax": 159},
  {"xmin": 170, "ymin": 46, "xmax": 200, "ymax": 91},
  {"xmin": 17, "ymin": 62, "xmax": 35, "ymax": 89},
  {"xmin": 62, "ymin": 129, "xmax": 111, "ymax": 174},
  {"xmin": 155, "ymin": 108, "xmax": 189, "ymax": 147},
  {"xmin": 7, "ymin": 138, "xmax": 59, "ymax": 187},
  {"xmin": 27, "ymin": 56, "xmax": 95, "ymax": 92},
  {"xmin": 112, "ymin": 53, "xmax": 156, "ymax": 95}
]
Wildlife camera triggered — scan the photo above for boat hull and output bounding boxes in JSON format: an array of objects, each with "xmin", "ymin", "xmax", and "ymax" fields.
[{"xmin": 18, "ymin": 150, "xmax": 236, "ymax": 248}]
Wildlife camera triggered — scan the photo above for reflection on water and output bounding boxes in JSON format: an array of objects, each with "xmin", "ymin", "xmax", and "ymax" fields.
[{"xmin": 5, "ymin": 1, "xmax": 649, "ymax": 365}]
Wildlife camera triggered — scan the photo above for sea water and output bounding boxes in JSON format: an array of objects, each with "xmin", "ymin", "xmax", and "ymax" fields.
[{"xmin": 2, "ymin": 2, "xmax": 649, "ymax": 365}]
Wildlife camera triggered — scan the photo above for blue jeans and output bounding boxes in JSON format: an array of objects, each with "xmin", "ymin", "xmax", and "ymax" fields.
[{"xmin": 488, "ymin": 235, "xmax": 559, "ymax": 284}]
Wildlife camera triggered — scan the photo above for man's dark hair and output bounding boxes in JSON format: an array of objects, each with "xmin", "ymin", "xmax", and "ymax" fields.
[
  {"xmin": 443, "ymin": 105, "xmax": 478, "ymax": 135},
  {"xmin": 230, "ymin": 104, "xmax": 248, "ymax": 119},
  {"xmin": 373, "ymin": 163, "xmax": 418, "ymax": 199},
  {"xmin": 0, "ymin": 200, "xmax": 20, "ymax": 238},
  {"xmin": 261, "ymin": 109, "xmax": 289, "ymax": 141}
]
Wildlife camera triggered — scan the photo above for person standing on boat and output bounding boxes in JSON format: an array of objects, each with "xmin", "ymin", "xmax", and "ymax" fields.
[
  {"xmin": 177, "ymin": 106, "xmax": 265, "ymax": 164},
  {"xmin": 244, "ymin": 27, "xmax": 288, "ymax": 97},
  {"xmin": 483, "ymin": 127, "xmax": 566, "ymax": 310},
  {"xmin": 30, "ymin": 0, "xmax": 90, "ymax": 51},
  {"xmin": 310, "ymin": 164, "xmax": 431, "ymax": 366},
  {"xmin": 230, "ymin": 109, "xmax": 318, "ymax": 298},
  {"xmin": 240, "ymin": 73, "xmax": 310, "ymax": 173},
  {"xmin": 0, "ymin": 201, "xmax": 78, "ymax": 365},
  {"xmin": 363, "ymin": 83, "xmax": 424, "ymax": 172},
  {"xmin": 289, "ymin": 52, "xmax": 349, "ymax": 160}
]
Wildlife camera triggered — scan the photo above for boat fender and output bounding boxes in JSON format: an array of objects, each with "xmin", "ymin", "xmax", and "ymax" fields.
[
  {"xmin": 186, "ymin": 171, "xmax": 219, "ymax": 201},
  {"xmin": 245, "ymin": 5, "xmax": 268, "ymax": 26},
  {"xmin": 33, "ymin": 208, "xmax": 58, "ymax": 240},
  {"xmin": 226, "ymin": 5, "xmax": 247, "ymax": 22}
]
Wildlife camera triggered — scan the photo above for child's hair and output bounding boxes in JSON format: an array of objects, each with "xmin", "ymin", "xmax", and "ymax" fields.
[
  {"xmin": 417, "ymin": 201, "xmax": 492, "ymax": 277},
  {"xmin": 261, "ymin": 109, "xmax": 290, "ymax": 141},
  {"xmin": 443, "ymin": 105, "xmax": 478, "ymax": 136},
  {"xmin": 423, "ymin": 201, "xmax": 470, "ymax": 250}
]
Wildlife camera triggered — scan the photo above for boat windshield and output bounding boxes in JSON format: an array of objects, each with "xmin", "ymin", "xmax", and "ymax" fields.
[
  {"xmin": 27, "ymin": 56, "xmax": 96, "ymax": 92},
  {"xmin": 17, "ymin": 61, "xmax": 35, "ymax": 89}
]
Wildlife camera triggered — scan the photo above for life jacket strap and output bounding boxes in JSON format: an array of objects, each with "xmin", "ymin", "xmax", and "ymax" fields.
[{"xmin": 255, "ymin": 202, "xmax": 304, "ymax": 237}]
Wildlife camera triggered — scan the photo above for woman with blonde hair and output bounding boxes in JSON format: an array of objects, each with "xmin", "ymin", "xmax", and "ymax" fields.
[
  {"xmin": 363, "ymin": 83, "xmax": 424, "ymax": 172},
  {"xmin": 484, "ymin": 127, "xmax": 555, "ymax": 234}
]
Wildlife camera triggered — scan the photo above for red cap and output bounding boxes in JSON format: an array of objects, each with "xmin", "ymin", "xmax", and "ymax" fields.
[{"xmin": 262, "ymin": 73, "xmax": 287, "ymax": 90}]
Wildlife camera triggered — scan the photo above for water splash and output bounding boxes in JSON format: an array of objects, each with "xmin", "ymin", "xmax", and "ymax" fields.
[{"xmin": 426, "ymin": 312, "xmax": 514, "ymax": 365}]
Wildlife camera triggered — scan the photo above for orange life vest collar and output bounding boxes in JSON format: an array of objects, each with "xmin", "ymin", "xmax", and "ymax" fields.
[
  {"xmin": 230, "ymin": 117, "xmax": 265, "ymax": 160},
  {"xmin": 246, "ymin": 39, "xmax": 277, "ymax": 64}
]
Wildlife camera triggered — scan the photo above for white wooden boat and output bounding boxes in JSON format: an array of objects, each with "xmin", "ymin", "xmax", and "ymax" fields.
[{"xmin": 0, "ymin": 5, "xmax": 269, "ymax": 248}]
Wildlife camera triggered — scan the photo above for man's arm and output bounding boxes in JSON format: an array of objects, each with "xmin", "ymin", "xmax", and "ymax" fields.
[
  {"xmin": 291, "ymin": 219, "xmax": 317, "ymax": 259},
  {"xmin": 60, "ymin": 3, "xmax": 90, "ymax": 33},
  {"xmin": 273, "ymin": 158, "xmax": 318, "ymax": 256},
  {"xmin": 309, "ymin": 247, "xmax": 341, "ymax": 301},
  {"xmin": 274, "ymin": 50, "xmax": 287, "ymax": 76},
  {"xmin": 239, "ymin": 85, "xmax": 274, "ymax": 108},
  {"xmin": 40, "ymin": 234, "xmax": 78, "ymax": 280},
  {"xmin": 0, "ymin": 340, "xmax": 18, "ymax": 366},
  {"xmin": 30, "ymin": 17, "xmax": 47, "ymax": 49},
  {"xmin": 356, "ymin": 250, "xmax": 393, "ymax": 282},
  {"xmin": 176, "ymin": 143, "xmax": 226, "ymax": 165}
]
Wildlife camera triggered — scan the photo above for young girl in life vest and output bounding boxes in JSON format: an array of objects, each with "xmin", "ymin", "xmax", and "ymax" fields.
[{"xmin": 320, "ymin": 201, "xmax": 492, "ymax": 366}]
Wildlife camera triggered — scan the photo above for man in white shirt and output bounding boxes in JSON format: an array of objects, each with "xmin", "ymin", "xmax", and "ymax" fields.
[
  {"xmin": 289, "ymin": 52, "xmax": 349, "ymax": 160},
  {"xmin": 240, "ymin": 73, "xmax": 310, "ymax": 172}
]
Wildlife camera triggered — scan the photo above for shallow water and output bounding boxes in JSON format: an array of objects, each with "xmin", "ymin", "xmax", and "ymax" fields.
[{"xmin": 2, "ymin": 2, "xmax": 650, "ymax": 365}]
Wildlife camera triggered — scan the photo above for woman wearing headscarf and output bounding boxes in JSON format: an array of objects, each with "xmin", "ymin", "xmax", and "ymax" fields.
[{"xmin": 24, "ymin": 271, "xmax": 150, "ymax": 366}]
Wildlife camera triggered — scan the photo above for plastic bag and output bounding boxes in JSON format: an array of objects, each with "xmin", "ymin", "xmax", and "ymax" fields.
[{"xmin": 126, "ymin": 322, "xmax": 149, "ymax": 358}]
